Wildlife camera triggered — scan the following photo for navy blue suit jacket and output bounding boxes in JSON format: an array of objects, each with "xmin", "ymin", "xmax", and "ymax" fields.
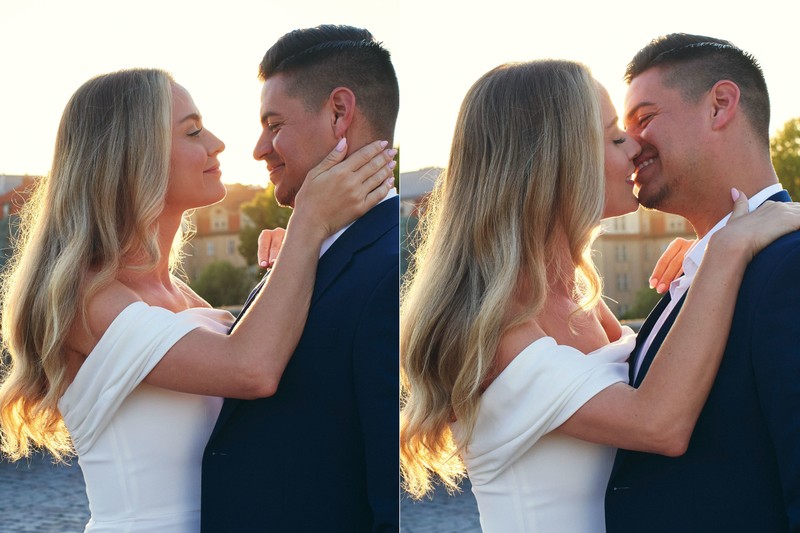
[
  {"xmin": 606, "ymin": 191, "xmax": 800, "ymax": 532},
  {"xmin": 201, "ymin": 197, "xmax": 399, "ymax": 533}
]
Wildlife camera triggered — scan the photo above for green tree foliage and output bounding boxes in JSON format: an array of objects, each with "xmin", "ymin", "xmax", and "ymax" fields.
[
  {"xmin": 620, "ymin": 285, "xmax": 663, "ymax": 321},
  {"xmin": 771, "ymin": 117, "xmax": 800, "ymax": 200},
  {"xmin": 0, "ymin": 216, "xmax": 14, "ymax": 269},
  {"xmin": 190, "ymin": 260, "xmax": 255, "ymax": 308},
  {"xmin": 237, "ymin": 184, "xmax": 292, "ymax": 266}
]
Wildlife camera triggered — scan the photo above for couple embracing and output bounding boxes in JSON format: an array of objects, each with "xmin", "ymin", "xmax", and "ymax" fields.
[
  {"xmin": 401, "ymin": 33, "xmax": 800, "ymax": 532},
  {"xmin": 0, "ymin": 25, "xmax": 399, "ymax": 532}
]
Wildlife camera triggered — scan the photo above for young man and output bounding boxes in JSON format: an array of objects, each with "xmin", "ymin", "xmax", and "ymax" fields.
[
  {"xmin": 606, "ymin": 33, "xmax": 800, "ymax": 532},
  {"xmin": 202, "ymin": 25, "xmax": 399, "ymax": 532}
]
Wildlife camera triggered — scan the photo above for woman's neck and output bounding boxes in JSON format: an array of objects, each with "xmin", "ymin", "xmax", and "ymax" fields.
[{"xmin": 118, "ymin": 210, "xmax": 182, "ymax": 288}]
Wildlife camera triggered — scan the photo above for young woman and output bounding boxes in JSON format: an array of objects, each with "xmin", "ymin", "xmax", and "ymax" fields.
[
  {"xmin": 0, "ymin": 68, "xmax": 395, "ymax": 532},
  {"xmin": 400, "ymin": 60, "xmax": 799, "ymax": 531}
]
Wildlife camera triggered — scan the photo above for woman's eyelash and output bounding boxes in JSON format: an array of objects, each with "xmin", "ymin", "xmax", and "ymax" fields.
[{"xmin": 189, "ymin": 128, "xmax": 203, "ymax": 137}]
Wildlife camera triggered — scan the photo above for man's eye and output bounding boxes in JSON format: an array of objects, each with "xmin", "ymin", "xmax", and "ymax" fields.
[
  {"xmin": 639, "ymin": 114, "xmax": 654, "ymax": 126},
  {"xmin": 268, "ymin": 123, "xmax": 281, "ymax": 133}
]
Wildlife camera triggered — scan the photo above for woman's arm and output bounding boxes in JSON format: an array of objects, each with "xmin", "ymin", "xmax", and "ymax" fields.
[
  {"xmin": 80, "ymin": 140, "xmax": 396, "ymax": 399},
  {"xmin": 558, "ymin": 192, "xmax": 800, "ymax": 455}
]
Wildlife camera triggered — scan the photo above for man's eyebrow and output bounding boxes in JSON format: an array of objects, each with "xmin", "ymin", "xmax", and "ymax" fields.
[
  {"xmin": 625, "ymin": 102, "xmax": 654, "ymax": 122},
  {"xmin": 260, "ymin": 111, "xmax": 278, "ymax": 125}
]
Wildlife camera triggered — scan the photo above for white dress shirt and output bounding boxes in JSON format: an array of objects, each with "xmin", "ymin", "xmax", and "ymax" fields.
[{"xmin": 632, "ymin": 183, "xmax": 785, "ymax": 380}]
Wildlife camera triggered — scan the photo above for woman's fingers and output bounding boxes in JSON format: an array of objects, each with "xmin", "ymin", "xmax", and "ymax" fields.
[
  {"xmin": 292, "ymin": 139, "xmax": 396, "ymax": 238},
  {"xmin": 305, "ymin": 137, "xmax": 350, "ymax": 178},
  {"xmin": 728, "ymin": 188, "xmax": 750, "ymax": 220},
  {"xmin": 257, "ymin": 228, "xmax": 286, "ymax": 268},
  {"xmin": 650, "ymin": 238, "xmax": 693, "ymax": 294}
]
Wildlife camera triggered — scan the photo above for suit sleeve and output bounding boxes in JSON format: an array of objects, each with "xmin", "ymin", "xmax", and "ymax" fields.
[
  {"xmin": 750, "ymin": 239, "xmax": 800, "ymax": 529},
  {"xmin": 351, "ymin": 266, "xmax": 399, "ymax": 532}
]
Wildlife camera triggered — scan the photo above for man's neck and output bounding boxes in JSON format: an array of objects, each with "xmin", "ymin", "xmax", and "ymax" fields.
[{"xmin": 686, "ymin": 170, "xmax": 780, "ymax": 238}]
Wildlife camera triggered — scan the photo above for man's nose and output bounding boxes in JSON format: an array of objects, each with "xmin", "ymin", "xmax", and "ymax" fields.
[{"xmin": 253, "ymin": 131, "xmax": 273, "ymax": 161}]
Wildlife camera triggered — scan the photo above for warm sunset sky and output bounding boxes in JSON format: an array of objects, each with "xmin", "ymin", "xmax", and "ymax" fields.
[{"xmin": 2, "ymin": 0, "xmax": 798, "ymax": 183}]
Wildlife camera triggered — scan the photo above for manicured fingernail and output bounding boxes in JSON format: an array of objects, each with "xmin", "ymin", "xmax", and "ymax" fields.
[
  {"xmin": 386, "ymin": 177, "xmax": 395, "ymax": 187},
  {"xmin": 387, "ymin": 148, "xmax": 397, "ymax": 158},
  {"xmin": 388, "ymin": 160, "xmax": 397, "ymax": 170},
  {"xmin": 379, "ymin": 140, "xmax": 389, "ymax": 149},
  {"xmin": 657, "ymin": 283, "xmax": 667, "ymax": 294},
  {"xmin": 731, "ymin": 188, "xmax": 740, "ymax": 201},
  {"xmin": 649, "ymin": 277, "xmax": 657, "ymax": 289},
  {"xmin": 260, "ymin": 260, "xmax": 268, "ymax": 267},
  {"xmin": 335, "ymin": 138, "xmax": 347, "ymax": 152}
]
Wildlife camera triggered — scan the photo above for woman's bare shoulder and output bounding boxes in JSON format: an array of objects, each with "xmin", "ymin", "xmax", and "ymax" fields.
[{"xmin": 69, "ymin": 277, "xmax": 142, "ymax": 355}]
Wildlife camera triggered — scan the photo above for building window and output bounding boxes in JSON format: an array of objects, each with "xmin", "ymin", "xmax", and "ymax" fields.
[
  {"xmin": 2, "ymin": 203, "xmax": 9, "ymax": 217},
  {"xmin": 211, "ymin": 208, "xmax": 228, "ymax": 232},
  {"xmin": 206, "ymin": 241, "xmax": 215, "ymax": 256},
  {"xmin": 615, "ymin": 245, "xmax": 628, "ymax": 262},
  {"xmin": 617, "ymin": 273, "xmax": 629, "ymax": 291},
  {"xmin": 228, "ymin": 239, "xmax": 236, "ymax": 255}
]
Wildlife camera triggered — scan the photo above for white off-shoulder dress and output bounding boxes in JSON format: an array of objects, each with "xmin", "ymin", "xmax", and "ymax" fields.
[
  {"xmin": 452, "ymin": 327, "xmax": 635, "ymax": 533},
  {"xmin": 58, "ymin": 302, "xmax": 234, "ymax": 533}
]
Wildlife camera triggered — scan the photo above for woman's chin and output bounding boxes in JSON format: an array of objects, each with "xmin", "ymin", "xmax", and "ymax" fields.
[{"xmin": 601, "ymin": 198, "xmax": 639, "ymax": 220}]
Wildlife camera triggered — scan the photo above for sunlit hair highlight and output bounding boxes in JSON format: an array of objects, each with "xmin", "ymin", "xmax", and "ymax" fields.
[
  {"xmin": 400, "ymin": 60, "xmax": 605, "ymax": 498},
  {"xmin": 0, "ymin": 68, "xmax": 180, "ymax": 461}
]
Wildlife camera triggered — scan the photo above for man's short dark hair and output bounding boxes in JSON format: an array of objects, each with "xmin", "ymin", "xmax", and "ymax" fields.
[
  {"xmin": 259, "ymin": 24, "xmax": 399, "ymax": 141},
  {"xmin": 625, "ymin": 33, "xmax": 770, "ymax": 147}
]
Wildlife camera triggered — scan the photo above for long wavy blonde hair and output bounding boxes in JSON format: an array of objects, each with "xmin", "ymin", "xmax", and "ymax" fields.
[
  {"xmin": 0, "ymin": 68, "xmax": 186, "ymax": 461},
  {"xmin": 400, "ymin": 60, "xmax": 605, "ymax": 498}
]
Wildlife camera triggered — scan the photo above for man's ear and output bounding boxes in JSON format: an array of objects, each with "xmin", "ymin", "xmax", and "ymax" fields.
[
  {"xmin": 709, "ymin": 80, "xmax": 740, "ymax": 131},
  {"xmin": 329, "ymin": 87, "xmax": 356, "ymax": 138}
]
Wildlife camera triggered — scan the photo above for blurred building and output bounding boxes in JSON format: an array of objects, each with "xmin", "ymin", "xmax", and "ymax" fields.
[
  {"xmin": 399, "ymin": 168, "xmax": 694, "ymax": 319},
  {"xmin": 0, "ymin": 175, "xmax": 38, "ymax": 266},
  {"xmin": 180, "ymin": 183, "xmax": 263, "ymax": 281},
  {"xmin": 400, "ymin": 168, "xmax": 441, "ymax": 274},
  {"xmin": 595, "ymin": 210, "xmax": 693, "ymax": 317}
]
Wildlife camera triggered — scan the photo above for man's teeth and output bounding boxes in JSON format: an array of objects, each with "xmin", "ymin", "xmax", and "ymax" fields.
[{"xmin": 636, "ymin": 158, "xmax": 655, "ymax": 172}]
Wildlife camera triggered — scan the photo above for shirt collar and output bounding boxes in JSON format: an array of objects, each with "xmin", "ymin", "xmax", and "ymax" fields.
[
  {"xmin": 319, "ymin": 187, "xmax": 397, "ymax": 258},
  {"xmin": 669, "ymin": 183, "xmax": 785, "ymax": 297}
]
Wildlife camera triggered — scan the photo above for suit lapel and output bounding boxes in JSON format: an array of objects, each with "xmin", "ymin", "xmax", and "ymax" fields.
[
  {"xmin": 628, "ymin": 292, "xmax": 672, "ymax": 384},
  {"xmin": 310, "ymin": 197, "xmax": 398, "ymax": 306},
  {"xmin": 633, "ymin": 293, "xmax": 687, "ymax": 387}
]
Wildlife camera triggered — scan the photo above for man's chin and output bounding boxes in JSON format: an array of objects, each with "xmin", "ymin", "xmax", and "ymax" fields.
[
  {"xmin": 637, "ymin": 185, "xmax": 671, "ymax": 211},
  {"xmin": 274, "ymin": 189, "xmax": 296, "ymax": 209}
]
